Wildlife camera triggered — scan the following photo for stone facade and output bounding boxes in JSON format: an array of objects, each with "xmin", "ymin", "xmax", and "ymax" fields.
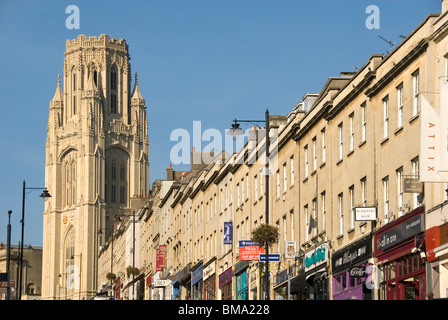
[{"xmin": 138, "ymin": 6, "xmax": 448, "ymax": 300}]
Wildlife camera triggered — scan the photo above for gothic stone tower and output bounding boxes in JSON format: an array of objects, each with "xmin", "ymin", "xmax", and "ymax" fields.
[{"xmin": 42, "ymin": 34, "xmax": 149, "ymax": 300}]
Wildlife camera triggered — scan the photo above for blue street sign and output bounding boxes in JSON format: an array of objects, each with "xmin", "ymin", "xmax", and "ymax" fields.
[{"xmin": 259, "ymin": 254, "xmax": 281, "ymax": 262}]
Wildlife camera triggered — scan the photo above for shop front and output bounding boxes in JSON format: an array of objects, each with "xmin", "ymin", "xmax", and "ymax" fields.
[
  {"xmin": 191, "ymin": 262, "xmax": 203, "ymax": 300},
  {"xmin": 203, "ymin": 258, "xmax": 216, "ymax": 300},
  {"xmin": 289, "ymin": 242, "xmax": 329, "ymax": 300},
  {"xmin": 219, "ymin": 267, "xmax": 233, "ymax": 300},
  {"xmin": 233, "ymin": 260, "xmax": 249, "ymax": 300},
  {"xmin": 178, "ymin": 263, "xmax": 191, "ymax": 300},
  {"xmin": 273, "ymin": 264, "xmax": 298, "ymax": 300},
  {"xmin": 426, "ymin": 222, "xmax": 448, "ymax": 299},
  {"xmin": 332, "ymin": 234, "xmax": 373, "ymax": 300},
  {"xmin": 374, "ymin": 207, "xmax": 426, "ymax": 300}
]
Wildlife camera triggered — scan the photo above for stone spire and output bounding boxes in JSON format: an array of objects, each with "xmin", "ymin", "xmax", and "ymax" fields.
[
  {"xmin": 51, "ymin": 74, "xmax": 63, "ymax": 102},
  {"xmin": 131, "ymin": 72, "xmax": 144, "ymax": 102}
]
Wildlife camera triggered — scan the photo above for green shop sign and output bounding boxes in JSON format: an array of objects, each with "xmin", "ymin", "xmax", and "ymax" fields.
[{"xmin": 304, "ymin": 244, "xmax": 328, "ymax": 272}]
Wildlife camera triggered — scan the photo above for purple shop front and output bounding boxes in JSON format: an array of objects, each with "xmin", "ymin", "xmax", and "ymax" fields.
[{"xmin": 331, "ymin": 235, "xmax": 373, "ymax": 300}]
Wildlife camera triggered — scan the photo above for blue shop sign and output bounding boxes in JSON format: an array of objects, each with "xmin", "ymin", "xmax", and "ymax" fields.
[{"xmin": 192, "ymin": 263, "xmax": 203, "ymax": 286}]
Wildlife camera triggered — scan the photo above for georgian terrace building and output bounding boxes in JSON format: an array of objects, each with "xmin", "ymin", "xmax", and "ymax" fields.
[{"xmin": 104, "ymin": 5, "xmax": 448, "ymax": 300}]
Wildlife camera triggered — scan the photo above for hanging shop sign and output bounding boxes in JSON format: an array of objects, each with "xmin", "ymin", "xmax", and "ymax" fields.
[
  {"xmin": 403, "ymin": 178, "xmax": 423, "ymax": 193},
  {"xmin": 304, "ymin": 243, "xmax": 329, "ymax": 272},
  {"xmin": 156, "ymin": 245, "xmax": 167, "ymax": 271},
  {"xmin": 285, "ymin": 241, "xmax": 297, "ymax": 259},
  {"xmin": 355, "ymin": 207, "xmax": 377, "ymax": 221},
  {"xmin": 224, "ymin": 222, "xmax": 233, "ymax": 245}
]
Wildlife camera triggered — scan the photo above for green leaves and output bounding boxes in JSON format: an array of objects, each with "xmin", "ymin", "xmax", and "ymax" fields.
[{"xmin": 251, "ymin": 224, "xmax": 279, "ymax": 246}]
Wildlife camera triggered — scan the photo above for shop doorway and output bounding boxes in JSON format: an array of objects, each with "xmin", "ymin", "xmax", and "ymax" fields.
[{"xmin": 381, "ymin": 251, "xmax": 426, "ymax": 300}]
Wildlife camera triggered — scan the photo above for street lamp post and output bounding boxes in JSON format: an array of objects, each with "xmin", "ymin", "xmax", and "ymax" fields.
[
  {"xmin": 227, "ymin": 109, "xmax": 271, "ymax": 300},
  {"xmin": 19, "ymin": 180, "xmax": 51, "ymax": 300},
  {"xmin": 6, "ymin": 210, "xmax": 12, "ymax": 300}
]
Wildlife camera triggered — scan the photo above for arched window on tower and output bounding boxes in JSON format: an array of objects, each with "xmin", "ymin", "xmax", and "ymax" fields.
[
  {"xmin": 105, "ymin": 148, "xmax": 129, "ymax": 207},
  {"xmin": 110, "ymin": 66, "xmax": 118, "ymax": 114},
  {"xmin": 72, "ymin": 67, "xmax": 77, "ymax": 116},
  {"xmin": 64, "ymin": 227, "xmax": 75, "ymax": 291},
  {"xmin": 62, "ymin": 150, "xmax": 77, "ymax": 207},
  {"xmin": 119, "ymin": 160, "xmax": 126, "ymax": 205}
]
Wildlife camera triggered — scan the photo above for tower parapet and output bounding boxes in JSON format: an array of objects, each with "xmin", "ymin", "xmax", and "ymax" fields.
[{"xmin": 65, "ymin": 34, "xmax": 128, "ymax": 53}]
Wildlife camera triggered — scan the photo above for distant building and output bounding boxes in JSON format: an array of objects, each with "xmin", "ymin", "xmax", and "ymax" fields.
[{"xmin": 0, "ymin": 243, "xmax": 42, "ymax": 300}]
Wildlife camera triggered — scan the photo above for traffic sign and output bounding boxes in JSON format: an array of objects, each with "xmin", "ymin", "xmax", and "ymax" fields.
[{"xmin": 259, "ymin": 254, "xmax": 281, "ymax": 262}]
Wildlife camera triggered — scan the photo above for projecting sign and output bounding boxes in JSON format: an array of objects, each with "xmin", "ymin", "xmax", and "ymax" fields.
[
  {"xmin": 285, "ymin": 241, "xmax": 297, "ymax": 259},
  {"xmin": 355, "ymin": 207, "xmax": 377, "ymax": 221},
  {"xmin": 223, "ymin": 222, "xmax": 233, "ymax": 245},
  {"xmin": 403, "ymin": 178, "xmax": 423, "ymax": 193}
]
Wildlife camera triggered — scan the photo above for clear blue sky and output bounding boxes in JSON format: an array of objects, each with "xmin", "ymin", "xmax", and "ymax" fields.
[{"xmin": 0, "ymin": 0, "xmax": 441, "ymax": 246}]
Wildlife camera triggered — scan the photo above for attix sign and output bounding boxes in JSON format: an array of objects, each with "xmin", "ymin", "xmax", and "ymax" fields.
[
  {"xmin": 375, "ymin": 211, "xmax": 424, "ymax": 253},
  {"xmin": 304, "ymin": 243, "xmax": 328, "ymax": 272}
]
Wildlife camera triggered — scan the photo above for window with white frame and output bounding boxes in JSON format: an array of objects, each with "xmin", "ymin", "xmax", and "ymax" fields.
[
  {"xmin": 246, "ymin": 174, "xmax": 249, "ymax": 201},
  {"xmin": 237, "ymin": 183, "xmax": 240, "ymax": 207},
  {"xmin": 361, "ymin": 103, "xmax": 367, "ymax": 143},
  {"xmin": 361, "ymin": 177, "xmax": 367, "ymax": 207},
  {"xmin": 338, "ymin": 193, "xmax": 344, "ymax": 236},
  {"xmin": 254, "ymin": 175, "xmax": 258, "ymax": 200},
  {"xmin": 321, "ymin": 128, "xmax": 326, "ymax": 163},
  {"xmin": 290, "ymin": 155, "xmax": 295, "ymax": 187},
  {"xmin": 383, "ymin": 95, "xmax": 389, "ymax": 139},
  {"xmin": 304, "ymin": 205, "xmax": 309, "ymax": 241},
  {"xmin": 241, "ymin": 178, "xmax": 245, "ymax": 203},
  {"xmin": 290, "ymin": 210, "xmax": 295, "ymax": 242},
  {"xmin": 312, "ymin": 198, "xmax": 317, "ymax": 237},
  {"xmin": 383, "ymin": 176, "xmax": 390, "ymax": 224},
  {"xmin": 283, "ymin": 162, "xmax": 287, "ymax": 192},
  {"xmin": 276, "ymin": 170, "xmax": 280, "ymax": 198},
  {"xmin": 259, "ymin": 168, "xmax": 263, "ymax": 197},
  {"xmin": 313, "ymin": 137, "xmax": 317, "ymax": 171},
  {"xmin": 304, "ymin": 145, "xmax": 309, "ymax": 177},
  {"xmin": 349, "ymin": 186, "xmax": 355, "ymax": 229},
  {"xmin": 321, "ymin": 191, "xmax": 326, "ymax": 232},
  {"xmin": 349, "ymin": 113, "xmax": 354, "ymax": 152},
  {"xmin": 338, "ymin": 123, "xmax": 343, "ymax": 160},
  {"xmin": 397, "ymin": 167, "xmax": 404, "ymax": 216},
  {"xmin": 283, "ymin": 215, "xmax": 287, "ymax": 246},
  {"xmin": 397, "ymin": 83, "xmax": 403, "ymax": 128},
  {"xmin": 412, "ymin": 70, "xmax": 420, "ymax": 116}
]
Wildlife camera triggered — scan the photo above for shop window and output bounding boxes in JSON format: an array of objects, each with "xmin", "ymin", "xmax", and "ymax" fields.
[{"xmin": 341, "ymin": 272, "xmax": 347, "ymax": 291}]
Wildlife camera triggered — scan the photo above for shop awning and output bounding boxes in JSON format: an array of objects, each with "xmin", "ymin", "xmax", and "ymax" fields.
[{"xmin": 122, "ymin": 273, "xmax": 145, "ymax": 291}]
